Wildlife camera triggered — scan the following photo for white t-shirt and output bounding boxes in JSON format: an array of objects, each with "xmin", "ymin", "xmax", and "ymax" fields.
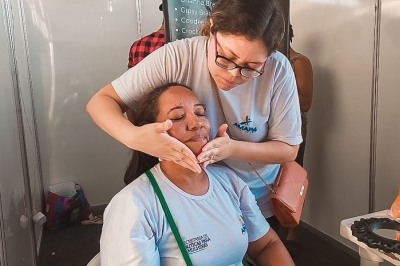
[
  {"xmin": 112, "ymin": 36, "xmax": 302, "ymax": 217},
  {"xmin": 100, "ymin": 164, "xmax": 269, "ymax": 266}
]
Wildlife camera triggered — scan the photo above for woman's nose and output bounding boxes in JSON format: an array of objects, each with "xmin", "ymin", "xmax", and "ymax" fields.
[
  {"xmin": 187, "ymin": 115, "xmax": 203, "ymax": 130},
  {"xmin": 228, "ymin": 68, "xmax": 241, "ymax": 77}
]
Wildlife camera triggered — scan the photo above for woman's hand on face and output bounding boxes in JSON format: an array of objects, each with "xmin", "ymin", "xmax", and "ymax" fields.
[
  {"xmin": 197, "ymin": 124, "xmax": 232, "ymax": 168},
  {"xmin": 135, "ymin": 120, "xmax": 201, "ymax": 173}
]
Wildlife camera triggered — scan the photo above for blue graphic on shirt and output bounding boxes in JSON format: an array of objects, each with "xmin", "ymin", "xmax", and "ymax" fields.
[
  {"xmin": 233, "ymin": 115, "xmax": 257, "ymax": 133},
  {"xmin": 239, "ymin": 215, "xmax": 247, "ymax": 234}
]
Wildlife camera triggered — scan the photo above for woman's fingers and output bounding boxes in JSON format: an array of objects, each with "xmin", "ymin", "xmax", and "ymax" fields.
[
  {"xmin": 171, "ymin": 146, "xmax": 201, "ymax": 173},
  {"xmin": 200, "ymin": 154, "xmax": 218, "ymax": 169},
  {"xmin": 197, "ymin": 125, "xmax": 232, "ymax": 168},
  {"xmin": 154, "ymin": 119, "xmax": 173, "ymax": 133},
  {"xmin": 216, "ymin": 124, "xmax": 229, "ymax": 138},
  {"xmin": 134, "ymin": 121, "xmax": 201, "ymax": 173},
  {"xmin": 198, "ymin": 141, "xmax": 220, "ymax": 169},
  {"xmin": 157, "ymin": 139, "xmax": 201, "ymax": 173}
]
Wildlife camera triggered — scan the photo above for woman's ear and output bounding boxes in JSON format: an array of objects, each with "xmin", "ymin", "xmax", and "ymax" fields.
[{"xmin": 210, "ymin": 19, "xmax": 213, "ymax": 27}]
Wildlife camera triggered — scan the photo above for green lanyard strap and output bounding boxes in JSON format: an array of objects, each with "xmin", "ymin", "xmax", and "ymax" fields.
[{"xmin": 145, "ymin": 170, "xmax": 193, "ymax": 266}]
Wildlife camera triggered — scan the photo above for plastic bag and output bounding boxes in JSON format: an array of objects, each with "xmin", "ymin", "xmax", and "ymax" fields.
[{"xmin": 44, "ymin": 182, "xmax": 91, "ymax": 230}]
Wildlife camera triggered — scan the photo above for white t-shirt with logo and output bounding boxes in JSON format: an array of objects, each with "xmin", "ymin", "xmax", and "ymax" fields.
[
  {"xmin": 100, "ymin": 164, "xmax": 269, "ymax": 265},
  {"xmin": 112, "ymin": 36, "xmax": 302, "ymax": 217}
]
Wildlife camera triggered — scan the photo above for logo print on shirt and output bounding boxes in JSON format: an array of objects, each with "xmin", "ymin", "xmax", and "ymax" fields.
[
  {"xmin": 239, "ymin": 215, "xmax": 247, "ymax": 234},
  {"xmin": 184, "ymin": 234, "xmax": 211, "ymax": 254},
  {"xmin": 233, "ymin": 115, "xmax": 258, "ymax": 133}
]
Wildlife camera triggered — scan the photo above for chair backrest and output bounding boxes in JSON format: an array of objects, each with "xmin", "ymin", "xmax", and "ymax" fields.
[{"xmin": 87, "ymin": 252, "xmax": 101, "ymax": 266}]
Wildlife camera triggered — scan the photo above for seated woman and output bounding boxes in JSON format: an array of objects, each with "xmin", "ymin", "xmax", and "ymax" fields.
[{"xmin": 100, "ymin": 83, "xmax": 294, "ymax": 266}]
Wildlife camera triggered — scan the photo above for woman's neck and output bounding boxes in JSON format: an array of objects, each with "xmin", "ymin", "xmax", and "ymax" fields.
[{"xmin": 159, "ymin": 161, "xmax": 209, "ymax": 196}]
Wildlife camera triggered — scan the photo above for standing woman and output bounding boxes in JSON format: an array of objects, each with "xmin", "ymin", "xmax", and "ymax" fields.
[
  {"xmin": 283, "ymin": 23, "xmax": 313, "ymax": 256},
  {"xmin": 87, "ymin": 0, "xmax": 301, "ymax": 222},
  {"xmin": 289, "ymin": 24, "xmax": 314, "ymax": 167}
]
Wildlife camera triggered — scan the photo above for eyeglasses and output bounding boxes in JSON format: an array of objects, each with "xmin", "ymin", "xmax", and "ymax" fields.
[{"xmin": 214, "ymin": 33, "xmax": 267, "ymax": 78}]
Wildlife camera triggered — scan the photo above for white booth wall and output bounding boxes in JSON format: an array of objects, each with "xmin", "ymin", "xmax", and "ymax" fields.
[
  {"xmin": 26, "ymin": 0, "xmax": 162, "ymax": 205},
  {"xmin": 291, "ymin": 0, "xmax": 400, "ymax": 254}
]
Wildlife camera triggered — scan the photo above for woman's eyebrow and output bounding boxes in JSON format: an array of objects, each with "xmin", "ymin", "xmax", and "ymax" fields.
[
  {"xmin": 167, "ymin": 106, "xmax": 183, "ymax": 114},
  {"xmin": 219, "ymin": 42, "xmax": 264, "ymax": 65}
]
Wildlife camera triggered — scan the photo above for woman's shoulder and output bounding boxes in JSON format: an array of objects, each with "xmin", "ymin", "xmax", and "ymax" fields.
[
  {"xmin": 164, "ymin": 36, "xmax": 208, "ymax": 55},
  {"xmin": 166, "ymin": 35, "xmax": 208, "ymax": 46},
  {"xmin": 268, "ymin": 50, "xmax": 292, "ymax": 70},
  {"xmin": 294, "ymin": 54, "xmax": 312, "ymax": 69},
  {"xmin": 109, "ymin": 172, "xmax": 154, "ymax": 206}
]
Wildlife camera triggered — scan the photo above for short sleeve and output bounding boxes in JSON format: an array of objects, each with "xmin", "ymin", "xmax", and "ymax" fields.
[
  {"xmin": 239, "ymin": 182, "xmax": 270, "ymax": 242},
  {"xmin": 100, "ymin": 190, "xmax": 160, "ymax": 265},
  {"xmin": 268, "ymin": 54, "xmax": 303, "ymax": 145}
]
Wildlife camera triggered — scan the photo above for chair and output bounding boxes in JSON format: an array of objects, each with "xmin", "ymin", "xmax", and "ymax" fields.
[{"xmin": 87, "ymin": 252, "xmax": 101, "ymax": 266}]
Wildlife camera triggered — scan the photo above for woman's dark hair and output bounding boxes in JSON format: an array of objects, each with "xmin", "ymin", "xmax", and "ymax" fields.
[
  {"xmin": 200, "ymin": 0, "xmax": 284, "ymax": 54},
  {"xmin": 289, "ymin": 24, "xmax": 294, "ymax": 43},
  {"xmin": 124, "ymin": 83, "xmax": 193, "ymax": 185}
]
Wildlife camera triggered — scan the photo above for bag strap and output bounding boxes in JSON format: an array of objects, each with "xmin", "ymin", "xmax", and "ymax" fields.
[
  {"xmin": 248, "ymin": 162, "xmax": 277, "ymax": 194},
  {"xmin": 145, "ymin": 170, "xmax": 193, "ymax": 266}
]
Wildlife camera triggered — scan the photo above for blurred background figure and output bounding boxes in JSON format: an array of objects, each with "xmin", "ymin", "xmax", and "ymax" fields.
[
  {"xmin": 126, "ymin": 3, "xmax": 166, "ymax": 122},
  {"xmin": 127, "ymin": 4, "xmax": 165, "ymax": 69},
  {"xmin": 285, "ymin": 23, "xmax": 314, "ymax": 256},
  {"xmin": 289, "ymin": 24, "xmax": 314, "ymax": 167}
]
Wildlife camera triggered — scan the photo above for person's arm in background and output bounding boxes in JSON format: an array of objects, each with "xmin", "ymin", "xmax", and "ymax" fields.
[
  {"xmin": 86, "ymin": 84, "xmax": 201, "ymax": 173},
  {"xmin": 294, "ymin": 55, "xmax": 313, "ymax": 113},
  {"xmin": 247, "ymin": 229, "xmax": 295, "ymax": 266}
]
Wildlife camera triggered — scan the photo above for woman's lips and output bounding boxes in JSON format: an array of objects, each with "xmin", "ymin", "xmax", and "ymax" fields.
[{"xmin": 186, "ymin": 135, "xmax": 208, "ymax": 142}]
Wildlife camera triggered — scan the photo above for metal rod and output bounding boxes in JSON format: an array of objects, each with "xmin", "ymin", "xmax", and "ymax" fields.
[{"xmin": 369, "ymin": 0, "xmax": 381, "ymax": 213}]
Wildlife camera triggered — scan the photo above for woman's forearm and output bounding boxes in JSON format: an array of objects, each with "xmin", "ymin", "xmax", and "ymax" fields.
[
  {"xmin": 248, "ymin": 229, "xmax": 294, "ymax": 266},
  {"xmin": 86, "ymin": 83, "xmax": 137, "ymax": 149},
  {"xmin": 228, "ymin": 139, "xmax": 299, "ymax": 164}
]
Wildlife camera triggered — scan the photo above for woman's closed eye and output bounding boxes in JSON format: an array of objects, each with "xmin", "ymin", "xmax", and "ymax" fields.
[
  {"xmin": 194, "ymin": 109, "xmax": 206, "ymax": 117},
  {"xmin": 170, "ymin": 114, "xmax": 185, "ymax": 121},
  {"xmin": 169, "ymin": 112, "xmax": 206, "ymax": 122},
  {"xmin": 168, "ymin": 104, "xmax": 206, "ymax": 122}
]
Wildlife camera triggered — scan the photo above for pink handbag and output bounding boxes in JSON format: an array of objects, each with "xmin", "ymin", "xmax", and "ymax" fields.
[
  {"xmin": 251, "ymin": 161, "xmax": 309, "ymax": 228},
  {"xmin": 271, "ymin": 161, "xmax": 309, "ymax": 228}
]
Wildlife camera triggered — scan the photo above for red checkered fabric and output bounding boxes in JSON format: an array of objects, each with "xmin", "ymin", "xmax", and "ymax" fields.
[{"xmin": 128, "ymin": 29, "xmax": 166, "ymax": 68}]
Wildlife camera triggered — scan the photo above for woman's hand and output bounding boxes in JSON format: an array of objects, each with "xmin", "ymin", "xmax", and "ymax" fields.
[
  {"xmin": 197, "ymin": 124, "xmax": 232, "ymax": 168},
  {"xmin": 134, "ymin": 120, "xmax": 201, "ymax": 173}
]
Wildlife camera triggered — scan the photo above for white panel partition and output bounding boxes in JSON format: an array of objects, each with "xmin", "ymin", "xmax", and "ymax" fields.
[
  {"xmin": 19, "ymin": 0, "xmax": 161, "ymax": 205},
  {"xmin": 291, "ymin": 0, "xmax": 375, "ymax": 245},
  {"xmin": 375, "ymin": 0, "xmax": 400, "ymax": 210},
  {"xmin": 0, "ymin": 0, "xmax": 36, "ymax": 262}
]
